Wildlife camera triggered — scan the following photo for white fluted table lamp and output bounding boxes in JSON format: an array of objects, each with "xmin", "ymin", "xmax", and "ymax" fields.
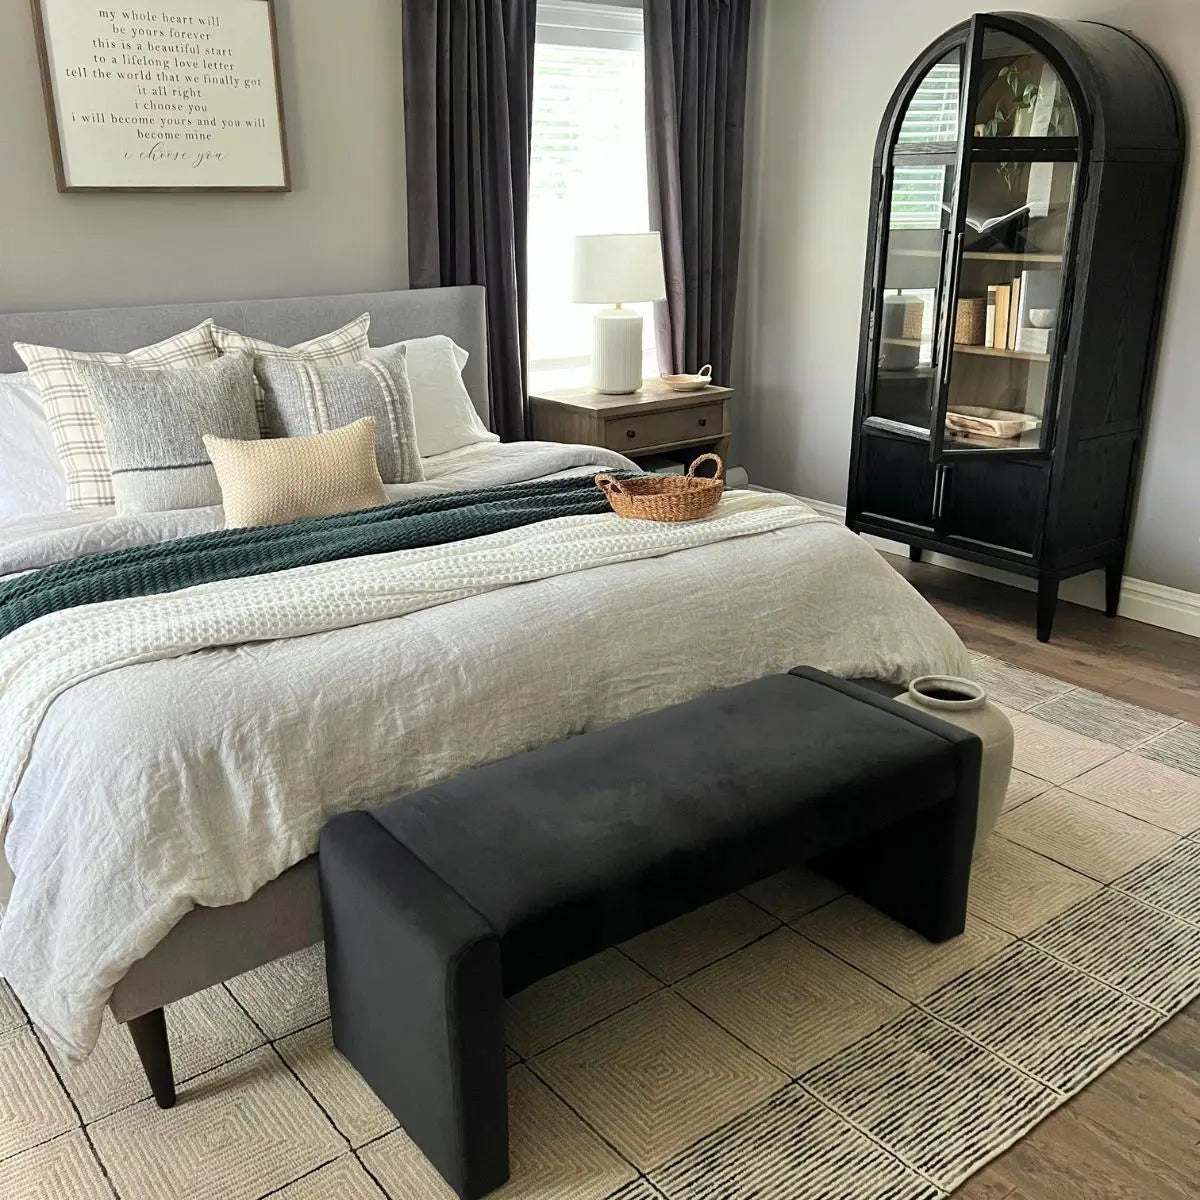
[{"xmin": 572, "ymin": 233, "xmax": 666, "ymax": 394}]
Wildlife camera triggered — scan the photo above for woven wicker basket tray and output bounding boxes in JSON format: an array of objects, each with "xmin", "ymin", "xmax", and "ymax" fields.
[{"xmin": 595, "ymin": 453, "xmax": 724, "ymax": 522}]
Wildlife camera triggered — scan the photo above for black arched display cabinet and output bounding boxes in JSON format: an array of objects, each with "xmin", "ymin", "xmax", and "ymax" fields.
[{"xmin": 845, "ymin": 12, "xmax": 1183, "ymax": 640}]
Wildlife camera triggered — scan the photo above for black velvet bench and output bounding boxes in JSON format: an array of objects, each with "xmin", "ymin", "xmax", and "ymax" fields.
[{"xmin": 319, "ymin": 667, "xmax": 981, "ymax": 1199}]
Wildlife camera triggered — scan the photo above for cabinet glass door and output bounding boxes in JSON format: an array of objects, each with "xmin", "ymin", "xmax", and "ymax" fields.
[
  {"xmin": 933, "ymin": 28, "xmax": 1079, "ymax": 455},
  {"xmin": 868, "ymin": 50, "xmax": 962, "ymax": 436},
  {"xmin": 972, "ymin": 28, "xmax": 1077, "ymax": 140}
]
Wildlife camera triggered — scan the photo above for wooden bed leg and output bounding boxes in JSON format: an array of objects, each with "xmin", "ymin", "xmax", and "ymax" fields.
[{"xmin": 127, "ymin": 1008, "xmax": 176, "ymax": 1109}]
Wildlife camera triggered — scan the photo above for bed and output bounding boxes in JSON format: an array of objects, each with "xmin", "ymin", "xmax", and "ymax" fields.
[{"xmin": 0, "ymin": 287, "xmax": 972, "ymax": 1099}]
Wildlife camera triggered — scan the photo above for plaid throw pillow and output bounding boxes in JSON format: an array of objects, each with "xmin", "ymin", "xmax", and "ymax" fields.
[
  {"xmin": 211, "ymin": 313, "xmax": 371, "ymax": 435},
  {"xmin": 15, "ymin": 321, "xmax": 219, "ymax": 510}
]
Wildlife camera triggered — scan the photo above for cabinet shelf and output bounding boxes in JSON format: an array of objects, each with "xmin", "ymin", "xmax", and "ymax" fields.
[
  {"xmin": 882, "ymin": 337, "xmax": 1049, "ymax": 363},
  {"xmin": 894, "ymin": 140, "xmax": 958, "ymax": 155},
  {"xmin": 964, "ymin": 251, "xmax": 1063, "ymax": 263},
  {"xmin": 953, "ymin": 343, "xmax": 1050, "ymax": 363},
  {"xmin": 888, "ymin": 248, "xmax": 1063, "ymax": 263},
  {"xmin": 863, "ymin": 414, "xmax": 1043, "ymax": 451},
  {"xmin": 945, "ymin": 425, "xmax": 1043, "ymax": 451}
]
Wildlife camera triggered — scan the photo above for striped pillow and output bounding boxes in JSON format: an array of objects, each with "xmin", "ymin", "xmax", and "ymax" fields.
[
  {"xmin": 212, "ymin": 313, "xmax": 371, "ymax": 434},
  {"xmin": 15, "ymin": 321, "xmax": 219, "ymax": 510},
  {"xmin": 254, "ymin": 346, "xmax": 423, "ymax": 484},
  {"xmin": 74, "ymin": 351, "xmax": 259, "ymax": 514}
]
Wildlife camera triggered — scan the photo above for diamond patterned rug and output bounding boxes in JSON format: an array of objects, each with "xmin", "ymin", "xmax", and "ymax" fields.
[{"xmin": 1, "ymin": 654, "xmax": 1197, "ymax": 1199}]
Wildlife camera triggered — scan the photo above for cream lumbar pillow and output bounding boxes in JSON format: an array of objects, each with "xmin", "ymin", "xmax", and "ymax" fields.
[
  {"xmin": 15, "ymin": 320, "xmax": 219, "ymax": 510},
  {"xmin": 204, "ymin": 417, "xmax": 388, "ymax": 529}
]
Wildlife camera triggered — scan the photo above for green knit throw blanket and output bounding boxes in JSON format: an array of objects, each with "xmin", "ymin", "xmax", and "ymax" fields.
[{"xmin": 0, "ymin": 473, "xmax": 635, "ymax": 641}]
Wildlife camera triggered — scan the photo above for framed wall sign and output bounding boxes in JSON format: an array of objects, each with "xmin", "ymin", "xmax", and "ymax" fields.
[{"xmin": 30, "ymin": 0, "xmax": 290, "ymax": 192}]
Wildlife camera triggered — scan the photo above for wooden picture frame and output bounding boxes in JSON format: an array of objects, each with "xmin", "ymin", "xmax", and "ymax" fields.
[{"xmin": 30, "ymin": 0, "xmax": 290, "ymax": 193}]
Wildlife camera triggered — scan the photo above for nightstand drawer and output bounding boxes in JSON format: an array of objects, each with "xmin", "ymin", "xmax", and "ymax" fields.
[{"xmin": 603, "ymin": 402, "xmax": 723, "ymax": 452}]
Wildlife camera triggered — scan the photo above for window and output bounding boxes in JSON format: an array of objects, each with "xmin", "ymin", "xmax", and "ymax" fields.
[
  {"xmin": 528, "ymin": 1, "xmax": 654, "ymax": 382},
  {"xmin": 890, "ymin": 58, "xmax": 960, "ymax": 231},
  {"xmin": 896, "ymin": 59, "xmax": 961, "ymax": 146}
]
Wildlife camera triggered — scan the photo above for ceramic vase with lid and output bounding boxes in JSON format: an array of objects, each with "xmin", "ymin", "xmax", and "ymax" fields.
[{"xmin": 895, "ymin": 675, "xmax": 1013, "ymax": 853}]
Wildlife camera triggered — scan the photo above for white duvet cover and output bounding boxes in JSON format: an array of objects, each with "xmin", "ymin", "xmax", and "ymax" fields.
[{"xmin": 0, "ymin": 442, "xmax": 971, "ymax": 1059}]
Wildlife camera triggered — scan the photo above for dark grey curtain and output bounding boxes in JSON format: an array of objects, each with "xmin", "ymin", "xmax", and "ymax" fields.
[
  {"xmin": 402, "ymin": 0, "xmax": 536, "ymax": 440},
  {"xmin": 644, "ymin": 0, "xmax": 753, "ymax": 383}
]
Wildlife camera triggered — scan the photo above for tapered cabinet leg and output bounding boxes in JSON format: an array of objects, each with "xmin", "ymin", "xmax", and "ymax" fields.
[
  {"xmin": 909, "ymin": 545, "xmax": 923, "ymax": 563},
  {"xmin": 1105, "ymin": 562, "xmax": 1123, "ymax": 618},
  {"xmin": 1036, "ymin": 576, "xmax": 1059, "ymax": 643},
  {"xmin": 127, "ymin": 1008, "xmax": 176, "ymax": 1109}
]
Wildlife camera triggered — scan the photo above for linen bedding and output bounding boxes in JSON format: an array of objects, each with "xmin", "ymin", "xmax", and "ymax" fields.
[{"xmin": 0, "ymin": 441, "xmax": 972, "ymax": 1060}]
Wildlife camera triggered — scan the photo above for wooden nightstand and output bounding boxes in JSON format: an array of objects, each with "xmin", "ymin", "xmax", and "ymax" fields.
[{"xmin": 528, "ymin": 379, "xmax": 733, "ymax": 469}]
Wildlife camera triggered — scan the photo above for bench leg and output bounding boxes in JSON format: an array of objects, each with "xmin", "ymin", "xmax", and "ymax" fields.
[
  {"xmin": 127, "ymin": 1008, "xmax": 176, "ymax": 1109},
  {"xmin": 320, "ymin": 812, "xmax": 509, "ymax": 1200},
  {"xmin": 815, "ymin": 790, "xmax": 976, "ymax": 943}
]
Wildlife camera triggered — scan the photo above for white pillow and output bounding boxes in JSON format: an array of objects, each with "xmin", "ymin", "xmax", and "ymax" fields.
[
  {"xmin": 368, "ymin": 335, "xmax": 497, "ymax": 457},
  {"xmin": 0, "ymin": 372, "xmax": 68, "ymax": 520}
]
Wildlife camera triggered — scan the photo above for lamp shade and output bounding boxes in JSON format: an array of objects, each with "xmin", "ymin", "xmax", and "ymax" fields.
[{"xmin": 572, "ymin": 233, "xmax": 666, "ymax": 304}]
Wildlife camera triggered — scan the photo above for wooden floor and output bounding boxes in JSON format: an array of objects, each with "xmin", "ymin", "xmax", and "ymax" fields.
[
  {"xmin": 893, "ymin": 556, "xmax": 1200, "ymax": 724},
  {"xmin": 887, "ymin": 556, "xmax": 1200, "ymax": 1200}
]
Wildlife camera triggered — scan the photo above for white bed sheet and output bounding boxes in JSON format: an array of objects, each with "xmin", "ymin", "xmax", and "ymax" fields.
[
  {"xmin": 0, "ymin": 371, "xmax": 68, "ymax": 521},
  {"xmin": 0, "ymin": 440, "xmax": 635, "ymax": 578}
]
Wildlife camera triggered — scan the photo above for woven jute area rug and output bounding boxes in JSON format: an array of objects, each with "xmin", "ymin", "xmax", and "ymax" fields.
[{"xmin": 1, "ymin": 654, "xmax": 1197, "ymax": 1199}]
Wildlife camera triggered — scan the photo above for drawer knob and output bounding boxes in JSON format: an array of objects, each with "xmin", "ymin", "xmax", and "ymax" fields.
[
  {"xmin": 697, "ymin": 417, "xmax": 708, "ymax": 427},
  {"xmin": 626, "ymin": 429, "xmax": 636, "ymax": 439}
]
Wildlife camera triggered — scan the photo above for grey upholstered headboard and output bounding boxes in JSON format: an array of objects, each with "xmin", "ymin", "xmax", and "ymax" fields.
[{"xmin": 0, "ymin": 286, "xmax": 491, "ymax": 426}]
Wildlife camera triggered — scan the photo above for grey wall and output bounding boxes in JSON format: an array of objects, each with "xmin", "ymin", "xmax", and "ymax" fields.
[
  {"xmin": 736, "ymin": 0, "xmax": 1199, "ymax": 595},
  {"xmin": 0, "ymin": 0, "xmax": 407, "ymax": 311}
]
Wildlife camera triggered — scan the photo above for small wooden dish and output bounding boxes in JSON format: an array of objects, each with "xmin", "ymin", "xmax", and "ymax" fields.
[
  {"xmin": 595, "ymin": 454, "xmax": 724, "ymax": 522},
  {"xmin": 945, "ymin": 406, "xmax": 1041, "ymax": 439},
  {"xmin": 660, "ymin": 363, "xmax": 713, "ymax": 392}
]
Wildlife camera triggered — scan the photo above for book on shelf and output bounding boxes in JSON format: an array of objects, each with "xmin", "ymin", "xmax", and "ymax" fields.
[
  {"xmin": 985, "ymin": 287, "xmax": 997, "ymax": 346},
  {"xmin": 1007, "ymin": 272, "xmax": 1023, "ymax": 350},
  {"xmin": 991, "ymin": 284, "xmax": 1011, "ymax": 350}
]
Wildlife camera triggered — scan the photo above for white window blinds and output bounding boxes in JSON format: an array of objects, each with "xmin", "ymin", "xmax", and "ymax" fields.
[
  {"xmin": 891, "ymin": 60, "xmax": 960, "ymax": 231},
  {"xmin": 896, "ymin": 61, "xmax": 961, "ymax": 145},
  {"xmin": 528, "ymin": 1, "xmax": 652, "ymax": 374}
]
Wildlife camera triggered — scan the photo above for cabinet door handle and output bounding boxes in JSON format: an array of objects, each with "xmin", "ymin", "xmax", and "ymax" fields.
[
  {"xmin": 697, "ymin": 417, "xmax": 708, "ymax": 427},
  {"xmin": 930, "ymin": 229, "xmax": 951, "ymax": 367},
  {"xmin": 941, "ymin": 233, "xmax": 965, "ymax": 390},
  {"xmin": 625, "ymin": 429, "xmax": 636, "ymax": 439},
  {"xmin": 934, "ymin": 465, "xmax": 952, "ymax": 521}
]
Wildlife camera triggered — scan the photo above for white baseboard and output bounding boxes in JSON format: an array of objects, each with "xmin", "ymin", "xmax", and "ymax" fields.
[{"xmin": 794, "ymin": 495, "xmax": 1200, "ymax": 638}]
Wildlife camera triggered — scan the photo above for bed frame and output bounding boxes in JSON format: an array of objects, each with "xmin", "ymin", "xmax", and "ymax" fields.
[{"xmin": 0, "ymin": 287, "xmax": 490, "ymax": 1106}]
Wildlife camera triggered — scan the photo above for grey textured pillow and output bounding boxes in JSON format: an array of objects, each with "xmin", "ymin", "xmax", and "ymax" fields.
[
  {"xmin": 74, "ymin": 351, "xmax": 259, "ymax": 514},
  {"xmin": 254, "ymin": 346, "xmax": 423, "ymax": 484}
]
